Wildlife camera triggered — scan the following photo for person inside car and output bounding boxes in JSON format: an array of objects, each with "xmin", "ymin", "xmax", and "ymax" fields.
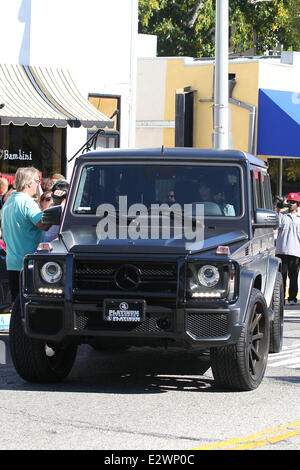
[{"xmin": 197, "ymin": 182, "xmax": 235, "ymax": 216}]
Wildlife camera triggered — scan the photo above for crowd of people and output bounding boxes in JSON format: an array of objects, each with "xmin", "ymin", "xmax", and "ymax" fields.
[
  {"xmin": 0, "ymin": 168, "xmax": 69, "ymax": 303},
  {"xmin": 0, "ymin": 172, "xmax": 66, "ymax": 215}
]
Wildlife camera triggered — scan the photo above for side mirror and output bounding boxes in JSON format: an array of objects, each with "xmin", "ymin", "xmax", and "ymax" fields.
[
  {"xmin": 253, "ymin": 208, "xmax": 279, "ymax": 229},
  {"xmin": 41, "ymin": 205, "xmax": 62, "ymax": 226}
]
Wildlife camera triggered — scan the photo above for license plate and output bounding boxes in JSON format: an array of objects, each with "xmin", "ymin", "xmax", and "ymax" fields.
[{"xmin": 103, "ymin": 299, "xmax": 146, "ymax": 322}]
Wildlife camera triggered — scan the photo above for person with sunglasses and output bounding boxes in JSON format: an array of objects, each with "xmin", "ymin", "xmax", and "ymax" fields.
[
  {"xmin": 275, "ymin": 192, "xmax": 300, "ymax": 305},
  {"xmin": 1, "ymin": 167, "xmax": 52, "ymax": 303},
  {"xmin": 39, "ymin": 191, "xmax": 53, "ymax": 211}
]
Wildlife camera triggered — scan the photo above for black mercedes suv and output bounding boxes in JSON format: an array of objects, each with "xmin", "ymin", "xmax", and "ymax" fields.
[{"xmin": 9, "ymin": 148, "xmax": 283, "ymax": 390}]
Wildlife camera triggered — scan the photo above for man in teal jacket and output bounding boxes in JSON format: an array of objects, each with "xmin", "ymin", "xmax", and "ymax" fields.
[{"xmin": 2, "ymin": 167, "xmax": 50, "ymax": 302}]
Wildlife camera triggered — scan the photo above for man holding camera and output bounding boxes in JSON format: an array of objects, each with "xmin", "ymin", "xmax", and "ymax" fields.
[{"xmin": 275, "ymin": 192, "xmax": 300, "ymax": 305}]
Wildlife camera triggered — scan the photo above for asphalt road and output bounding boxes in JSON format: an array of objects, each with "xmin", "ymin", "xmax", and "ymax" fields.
[{"xmin": 0, "ymin": 304, "xmax": 299, "ymax": 451}]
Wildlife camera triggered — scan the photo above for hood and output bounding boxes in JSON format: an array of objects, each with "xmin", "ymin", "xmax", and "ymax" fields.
[{"xmin": 60, "ymin": 225, "xmax": 248, "ymax": 255}]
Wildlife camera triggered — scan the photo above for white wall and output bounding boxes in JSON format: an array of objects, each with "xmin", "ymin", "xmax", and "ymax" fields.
[
  {"xmin": 136, "ymin": 58, "xmax": 168, "ymax": 148},
  {"xmin": 0, "ymin": 0, "xmax": 29, "ymax": 64},
  {"xmin": 136, "ymin": 34, "xmax": 157, "ymax": 58},
  {"xmin": 0, "ymin": 0, "xmax": 138, "ymax": 174},
  {"xmin": 258, "ymin": 54, "xmax": 300, "ymax": 92},
  {"xmin": 30, "ymin": 0, "xmax": 138, "ymax": 158}
]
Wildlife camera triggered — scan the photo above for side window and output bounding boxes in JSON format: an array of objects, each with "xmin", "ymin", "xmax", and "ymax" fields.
[
  {"xmin": 255, "ymin": 170, "xmax": 262, "ymax": 208},
  {"xmin": 259, "ymin": 171, "xmax": 273, "ymax": 210},
  {"xmin": 264, "ymin": 174, "xmax": 273, "ymax": 210},
  {"xmin": 250, "ymin": 168, "xmax": 273, "ymax": 212},
  {"xmin": 250, "ymin": 169, "xmax": 256, "ymax": 222},
  {"xmin": 259, "ymin": 172, "xmax": 266, "ymax": 208},
  {"xmin": 250, "ymin": 168, "xmax": 260, "ymax": 210}
]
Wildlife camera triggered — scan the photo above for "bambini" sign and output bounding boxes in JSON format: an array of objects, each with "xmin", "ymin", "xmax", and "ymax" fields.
[{"xmin": 0, "ymin": 149, "xmax": 32, "ymax": 161}]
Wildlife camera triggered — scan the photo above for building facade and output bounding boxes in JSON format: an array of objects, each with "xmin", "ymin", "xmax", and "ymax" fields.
[
  {"xmin": 0, "ymin": 0, "xmax": 139, "ymax": 179},
  {"xmin": 136, "ymin": 52, "xmax": 300, "ymax": 197}
]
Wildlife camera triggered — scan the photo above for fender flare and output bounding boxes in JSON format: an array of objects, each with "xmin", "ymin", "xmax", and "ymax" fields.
[{"xmin": 234, "ymin": 269, "xmax": 257, "ymax": 324}]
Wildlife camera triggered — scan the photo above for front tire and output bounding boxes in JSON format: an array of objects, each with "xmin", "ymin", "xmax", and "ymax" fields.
[
  {"xmin": 210, "ymin": 289, "xmax": 270, "ymax": 391},
  {"xmin": 9, "ymin": 296, "xmax": 77, "ymax": 383}
]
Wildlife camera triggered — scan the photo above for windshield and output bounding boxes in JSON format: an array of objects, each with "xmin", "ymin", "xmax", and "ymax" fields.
[{"xmin": 73, "ymin": 163, "xmax": 242, "ymax": 217}]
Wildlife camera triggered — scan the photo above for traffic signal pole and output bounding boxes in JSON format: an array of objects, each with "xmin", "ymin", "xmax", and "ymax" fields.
[{"xmin": 213, "ymin": 0, "xmax": 230, "ymax": 150}]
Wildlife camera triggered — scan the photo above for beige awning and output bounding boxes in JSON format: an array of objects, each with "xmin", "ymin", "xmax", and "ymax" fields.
[{"xmin": 0, "ymin": 64, "xmax": 113, "ymax": 129}]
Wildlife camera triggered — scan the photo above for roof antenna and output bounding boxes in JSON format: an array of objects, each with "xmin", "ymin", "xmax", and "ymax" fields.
[{"xmin": 161, "ymin": 145, "xmax": 164, "ymax": 154}]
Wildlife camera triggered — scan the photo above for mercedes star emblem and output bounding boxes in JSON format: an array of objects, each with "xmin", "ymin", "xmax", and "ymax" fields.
[{"xmin": 114, "ymin": 264, "xmax": 141, "ymax": 290}]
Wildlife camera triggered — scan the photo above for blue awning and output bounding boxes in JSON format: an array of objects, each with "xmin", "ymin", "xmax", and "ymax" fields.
[{"xmin": 257, "ymin": 88, "xmax": 300, "ymax": 157}]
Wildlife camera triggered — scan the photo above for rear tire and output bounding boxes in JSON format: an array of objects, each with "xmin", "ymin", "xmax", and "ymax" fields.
[
  {"xmin": 9, "ymin": 296, "xmax": 77, "ymax": 383},
  {"xmin": 210, "ymin": 289, "xmax": 270, "ymax": 391},
  {"xmin": 269, "ymin": 272, "xmax": 284, "ymax": 353}
]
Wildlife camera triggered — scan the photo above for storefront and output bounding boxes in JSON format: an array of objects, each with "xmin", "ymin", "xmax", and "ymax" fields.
[
  {"xmin": 0, "ymin": 64, "xmax": 113, "ymax": 180},
  {"xmin": 257, "ymin": 88, "xmax": 300, "ymax": 197},
  {"xmin": 0, "ymin": 124, "xmax": 66, "ymax": 179}
]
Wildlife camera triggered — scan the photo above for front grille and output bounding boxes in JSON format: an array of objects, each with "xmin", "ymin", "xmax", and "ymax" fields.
[
  {"xmin": 74, "ymin": 260, "xmax": 177, "ymax": 294},
  {"xmin": 74, "ymin": 310, "xmax": 174, "ymax": 333},
  {"xmin": 186, "ymin": 312, "xmax": 228, "ymax": 338}
]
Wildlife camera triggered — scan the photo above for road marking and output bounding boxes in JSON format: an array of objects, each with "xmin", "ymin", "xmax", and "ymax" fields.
[
  {"xmin": 193, "ymin": 421, "xmax": 300, "ymax": 450},
  {"xmin": 268, "ymin": 344, "xmax": 300, "ymax": 369}
]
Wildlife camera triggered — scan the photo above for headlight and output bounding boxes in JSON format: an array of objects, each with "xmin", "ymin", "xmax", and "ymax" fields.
[
  {"xmin": 40, "ymin": 262, "xmax": 63, "ymax": 284},
  {"xmin": 198, "ymin": 265, "xmax": 220, "ymax": 287},
  {"xmin": 187, "ymin": 262, "xmax": 237, "ymax": 300}
]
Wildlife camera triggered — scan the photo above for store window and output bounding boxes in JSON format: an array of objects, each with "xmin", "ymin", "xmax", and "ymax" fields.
[
  {"xmin": 0, "ymin": 124, "xmax": 66, "ymax": 179},
  {"xmin": 268, "ymin": 158, "xmax": 300, "ymax": 197},
  {"xmin": 88, "ymin": 94, "xmax": 120, "ymax": 149}
]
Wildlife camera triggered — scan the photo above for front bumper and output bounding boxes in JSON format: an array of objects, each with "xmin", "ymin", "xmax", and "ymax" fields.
[
  {"xmin": 24, "ymin": 299, "xmax": 243, "ymax": 348},
  {"xmin": 22, "ymin": 253, "xmax": 243, "ymax": 348}
]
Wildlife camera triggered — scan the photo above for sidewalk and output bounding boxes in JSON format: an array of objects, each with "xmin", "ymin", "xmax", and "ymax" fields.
[{"xmin": 284, "ymin": 301, "xmax": 300, "ymax": 311}]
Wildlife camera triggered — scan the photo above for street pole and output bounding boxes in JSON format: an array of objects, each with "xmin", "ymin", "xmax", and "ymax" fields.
[{"xmin": 213, "ymin": 0, "xmax": 229, "ymax": 150}]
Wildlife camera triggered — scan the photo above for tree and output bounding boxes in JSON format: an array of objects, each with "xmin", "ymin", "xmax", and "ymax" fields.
[
  {"xmin": 139, "ymin": 0, "xmax": 215, "ymax": 57},
  {"xmin": 138, "ymin": 0, "xmax": 300, "ymax": 57}
]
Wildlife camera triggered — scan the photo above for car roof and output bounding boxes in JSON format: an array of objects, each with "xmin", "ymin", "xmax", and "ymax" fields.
[{"xmin": 76, "ymin": 147, "xmax": 268, "ymax": 169}]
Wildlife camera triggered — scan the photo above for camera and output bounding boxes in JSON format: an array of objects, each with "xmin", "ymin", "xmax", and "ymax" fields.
[{"xmin": 273, "ymin": 195, "xmax": 290, "ymax": 210}]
